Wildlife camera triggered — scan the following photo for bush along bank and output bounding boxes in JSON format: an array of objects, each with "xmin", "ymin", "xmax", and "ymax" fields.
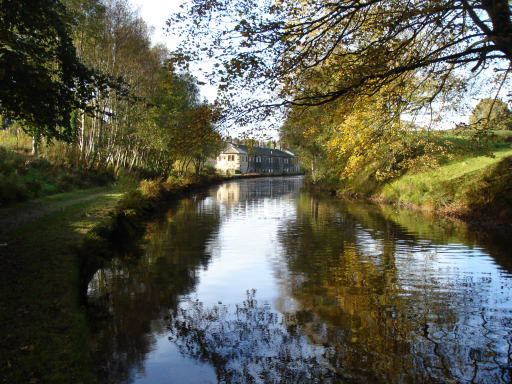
[{"xmin": 0, "ymin": 146, "xmax": 114, "ymax": 208}]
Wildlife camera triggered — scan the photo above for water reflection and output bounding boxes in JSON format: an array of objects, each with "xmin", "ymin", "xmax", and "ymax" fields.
[
  {"xmin": 87, "ymin": 195, "xmax": 221, "ymax": 383},
  {"xmin": 169, "ymin": 290, "xmax": 340, "ymax": 383},
  {"xmin": 277, "ymin": 195, "xmax": 512, "ymax": 383},
  {"xmin": 87, "ymin": 177, "xmax": 512, "ymax": 384}
]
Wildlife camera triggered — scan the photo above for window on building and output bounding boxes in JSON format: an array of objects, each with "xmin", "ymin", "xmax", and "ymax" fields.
[{"xmin": 228, "ymin": 155, "xmax": 234, "ymax": 161}]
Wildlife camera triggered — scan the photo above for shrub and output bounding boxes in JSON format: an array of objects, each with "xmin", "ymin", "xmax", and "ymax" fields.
[
  {"xmin": 0, "ymin": 147, "xmax": 25, "ymax": 174},
  {"xmin": 138, "ymin": 179, "xmax": 163, "ymax": 199},
  {"xmin": 56, "ymin": 173, "xmax": 78, "ymax": 192},
  {"xmin": 29, "ymin": 157, "xmax": 52, "ymax": 170},
  {"xmin": 202, "ymin": 164, "xmax": 216, "ymax": 175},
  {"xmin": 25, "ymin": 180, "xmax": 42, "ymax": 196},
  {"xmin": 165, "ymin": 174, "xmax": 185, "ymax": 188},
  {"xmin": 93, "ymin": 168, "xmax": 115, "ymax": 186},
  {"xmin": 183, "ymin": 173, "xmax": 201, "ymax": 185},
  {"xmin": 115, "ymin": 168, "xmax": 140, "ymax": 192},
  {"xmin": 0, "ymin": 174, "xmax": 29, "ymax": 206}
]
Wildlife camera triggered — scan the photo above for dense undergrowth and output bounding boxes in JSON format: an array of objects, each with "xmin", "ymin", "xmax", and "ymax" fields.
[{"xmin": 0, "ymin": 146, "xmax": 114, "ymax": 207}]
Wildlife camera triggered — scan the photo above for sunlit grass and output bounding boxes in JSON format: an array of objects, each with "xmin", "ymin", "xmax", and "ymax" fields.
[
  {"xmin": 0, "ymin": 128, "xmax": 32, "ymax": 152},
  {"xmin": 381, "ymin": 146, "xmax": 512, "ymax": 210}
]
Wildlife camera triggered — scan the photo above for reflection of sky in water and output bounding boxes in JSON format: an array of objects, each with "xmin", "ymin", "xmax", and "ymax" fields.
[
  {"xmin": 195, "ymin": 196, "xmax": 297, "ymax": 306},
  {"xmin": 130, "ymin": 179, "xmax": 304, "ymax": 383},
  {"xmin": 89, "ymin": 177, "xmax": 512, "ymax": 383},
  {"xmin": 393, "ymin": 239, "xmax": 511, "ymax": 306},
  {"xmin": 133, "ymin": 339, "xmax": 216, "ymax": 384}
]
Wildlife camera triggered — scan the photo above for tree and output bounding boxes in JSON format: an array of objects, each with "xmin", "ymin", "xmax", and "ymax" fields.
[
  {"xmin": 148, "ymin": 67, "xmax": 221, "ymax": 175},
  {"xmin": 0, "ymin": 0, "xmax": 117, "ymax": 141},
  {"xmin": 470, "ymin": 98, "xmax": 512, "ymax": 130},
  {"xmin": 56, "ymin": 0, "xmax": 167, "ymax": 170},
  {"xmin": 169, "ymin": 0, "xmax": 512, "ymax": 122}
]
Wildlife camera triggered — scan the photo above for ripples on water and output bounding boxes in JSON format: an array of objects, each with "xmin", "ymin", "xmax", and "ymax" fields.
[{"xmin": 87, "ymin": 176, "xmax": 512, "ymax": 383}]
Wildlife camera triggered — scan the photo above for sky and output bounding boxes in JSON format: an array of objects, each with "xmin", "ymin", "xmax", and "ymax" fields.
[
  {"xmin": 130, "ymin": 0, "xmax": 218, "ymax": 102},
  {"xmin": 130, "ymin": 0, "xmax": 182, "ymax": 48}
]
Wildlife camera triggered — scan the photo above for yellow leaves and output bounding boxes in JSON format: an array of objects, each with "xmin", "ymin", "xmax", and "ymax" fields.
[
  {"xmin": 323, "ymin": 96, "xmax": 393, "ymax": 179},
  {"xmin": 303, "ymin": 127, "xmax": 318, "ymax": 138}
]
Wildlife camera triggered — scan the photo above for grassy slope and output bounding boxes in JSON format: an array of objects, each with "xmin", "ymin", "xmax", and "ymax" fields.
[
  {"xmin": 379, "ymin": 131, "xmax": 512, "ymax": 222},
  {"xmin": 0, "ymin": 188, "xmax": 122, "ymax": 384}
]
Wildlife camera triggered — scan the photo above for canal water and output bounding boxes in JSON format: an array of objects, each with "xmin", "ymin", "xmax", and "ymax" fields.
[{"xmin": 87, "ymin": 176, "xmax": 512, "ymax": 383}]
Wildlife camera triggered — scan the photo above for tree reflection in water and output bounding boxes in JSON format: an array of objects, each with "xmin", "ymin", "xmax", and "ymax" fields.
[
  {"xmin": 86, "ymin": 179, "xmax": 512, "ymax": 384},
  {"xmin": 87, "ymin": 196, "xmax": 221, "ymax": 384},
  {"xmin": 168, "ymin": 289, "xmax": 344, "ymax": 384},
  {"xmin": 275, "ymin": 194, "xmax": 512, "ymax": 383}
]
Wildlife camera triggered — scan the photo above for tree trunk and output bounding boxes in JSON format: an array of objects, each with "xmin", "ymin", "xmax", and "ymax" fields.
[{"xmin": 31, "ymin": 135, "xmax": 39, "ymax": 155}]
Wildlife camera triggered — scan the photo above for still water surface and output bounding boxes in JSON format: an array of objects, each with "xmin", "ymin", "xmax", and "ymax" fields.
[{"xmin": 87, "ymin": 176, "xmax": 512, "ymax": 383}]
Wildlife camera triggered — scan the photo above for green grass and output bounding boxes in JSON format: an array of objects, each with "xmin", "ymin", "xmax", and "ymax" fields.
[
  {"xmin": 0, "ymin": 186, "xmax": 111, "ymax": 219},
  {"xmin": 0, "ymin": 188, "xmax": 122, "ymax": 384},
  {"xmin": 433, "ymin": 129, "xmax": 512, "ymax": 157},
  {"xmin": 380, "ymin": 145, "xmax": 512, "ymax": 218}
]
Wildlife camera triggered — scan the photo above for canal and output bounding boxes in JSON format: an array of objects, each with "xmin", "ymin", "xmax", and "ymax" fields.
[{"xmin": 87, "ymin": 176, "xmax": 512, "ymax": 383}]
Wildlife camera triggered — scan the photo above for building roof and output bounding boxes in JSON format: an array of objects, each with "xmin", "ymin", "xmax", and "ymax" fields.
[{"xmin": 222, "ymin": 142, "xmax": 295, "ymax": 158}]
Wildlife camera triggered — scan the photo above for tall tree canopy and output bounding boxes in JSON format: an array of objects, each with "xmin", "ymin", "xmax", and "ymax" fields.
[
  {"xmin": 169, "ymin": 0, "xmax": 512, "ymax": 123},
  {"xmin": 148, "ymin": 68, "xmax": 222, "ymax": 175},
  {"xmin": 0, "ymin": 0, "xmax": 220, "ymax": 176},
  {"xmin": 0, "ymin": 0, "xmax": 120, "ymax": 141}
]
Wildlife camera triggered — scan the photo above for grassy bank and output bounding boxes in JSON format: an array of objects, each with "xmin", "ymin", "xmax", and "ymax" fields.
[
  {"xmin": 375, "ymin": 131, "xmax": 512, "ymax": 225},
  {"xmin": 0, "ymin": 146, "xmax": 114, "ymax": 208}
]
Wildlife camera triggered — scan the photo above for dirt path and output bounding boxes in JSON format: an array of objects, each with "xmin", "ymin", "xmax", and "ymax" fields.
[{"xmin": 0, "ymin": 188, "xmax": 116, "ymax": 237}]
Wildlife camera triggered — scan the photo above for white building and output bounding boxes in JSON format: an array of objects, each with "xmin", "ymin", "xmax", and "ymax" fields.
[{"xmin": 215, "ymin": 142, "xmax": 300, "ymax": 175}]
